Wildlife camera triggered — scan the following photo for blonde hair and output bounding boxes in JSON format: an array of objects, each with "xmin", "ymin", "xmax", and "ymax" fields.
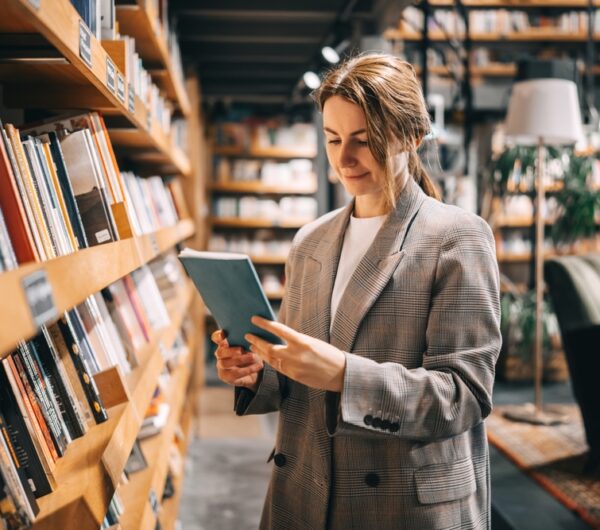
[{"xmin": 314, "ymin": 53, "xmax": 441, "ymax": 210}]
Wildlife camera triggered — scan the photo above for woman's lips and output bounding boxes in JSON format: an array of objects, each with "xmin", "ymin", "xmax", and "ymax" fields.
[{"xmin": 344, "ymin": 171, "xmax": 369, "ymax": 179}]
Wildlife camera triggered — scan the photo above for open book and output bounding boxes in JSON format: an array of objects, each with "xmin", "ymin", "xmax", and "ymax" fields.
[{"xmin": 178, "ymin": 249, "xmax": 282, "ymax": 350}]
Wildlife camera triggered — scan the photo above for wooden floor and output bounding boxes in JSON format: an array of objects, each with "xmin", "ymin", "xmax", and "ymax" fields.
[{"xmin": 195, "ymin": 386, "xmax": 276, "ymax": 440}]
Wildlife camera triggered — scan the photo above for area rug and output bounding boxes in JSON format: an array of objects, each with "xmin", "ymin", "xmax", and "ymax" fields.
[{"xmin": 487, "ymin": 404, "xmax": 600, "ymax": 529}]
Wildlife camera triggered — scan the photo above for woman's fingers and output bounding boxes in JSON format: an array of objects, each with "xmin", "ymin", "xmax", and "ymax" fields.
[
  {"xmin": 214, "ymin": 345, "xmax": 244, "ymax": 360},
  {"xmin": 210, "ymin": 329, "xmax": 228, "ymax": 345},
  {"xmin": 218, "ymin": 361, "xmax": 263, "ymax": 383},
  {"xmin": 217, "ymin": 352, "xmax": 261, "ymax": 370}
]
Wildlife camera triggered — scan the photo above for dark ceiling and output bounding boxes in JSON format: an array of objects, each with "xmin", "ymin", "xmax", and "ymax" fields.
[{"xmin": 169, "ymin": 0, "xmax": 403, "ymax": 104}]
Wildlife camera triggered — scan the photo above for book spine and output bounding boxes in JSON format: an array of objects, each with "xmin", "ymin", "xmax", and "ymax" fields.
[
  {"xmin": 56, "ymin": 315, "xmax": 109, "ymax": 424},
  {"xmin": 0, "ymin": 366, "xmax": 51, "ymax": 499},
  {"xmin": 3, "ymin": 356, "xmax": 57, "ymax": 477},
  {"xmin": 9, "ymin": 355, "xmax": 59, "ymax": 463},
  {"xmin": 46, "ymin": 323, "xmax": 95, "ymax": 430},
  {"xmin": 16, "ymin": 343, "xmax": 68, "ymax": 457},
  {"xmin": 0, "ymin": 413, "xmax": 37, "ymax": 522},
  {"xmin": 34, "ymin": 330, "xmax": 86, "ymax": 440},
  {"xmin": 47, "ymin": 132, "xmax": 89, "ymax": 249}
]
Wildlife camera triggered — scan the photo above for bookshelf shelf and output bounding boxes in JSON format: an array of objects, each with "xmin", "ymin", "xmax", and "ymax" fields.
[
  {"xmin": 266, "ymin": 288, "xmax": 286, "ymax": 300},
  {"xmin": 0, "ymin": 0, "xmax": 190, "ymax": 175},
  {"xmin": 115, "ymin": 2, "xmax": 191, "ymax": 116},
  {"xmin": 424, "ymin": 0, "xmax": 600, "ymax": 7},
  {"xmin": 213, "ymin": 145, "xmax": 317, "ymax": 160},
  {"xmin": 118, "ymin": 332, "xmax": 195, "ymax": 530},
  {"xmin": 210, "ymin": 217, "xmax": 313, "ymax": 229},
  {"xmin": 250, "ymin": 255, "xmax": 288, "ymax": 265},
  {"xmin": 32, "ymin": 285, "xmax": 194, "ymax": 529},
  {"xmin": 385, "ymin": 28, "xmax": 597, "ymax": 42},
  {"xmin": 0, "ymin": 219, "xmax": 194, "ymax": 358},
  {"xmin": 209, "ymin": 181, "xmax": 317, "ymax": 195}
]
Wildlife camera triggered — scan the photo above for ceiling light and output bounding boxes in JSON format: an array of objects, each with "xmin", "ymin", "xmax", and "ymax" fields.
[
  {"xmin": 303, "ymin": 71, "xmax": 321, "ymax": 89},
  {"xmin": 321, "ymin": 46, "xmax": 340, "ymax": 64}
]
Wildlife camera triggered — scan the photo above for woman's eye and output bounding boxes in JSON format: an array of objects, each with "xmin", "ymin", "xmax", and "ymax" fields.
[
  {"xmin": 356, "ymin": 140, "xmax": 368, "ymax": 146},
  {"xmin": 327, "ymin": 139, "xmax": 341, "ymax": 145}
]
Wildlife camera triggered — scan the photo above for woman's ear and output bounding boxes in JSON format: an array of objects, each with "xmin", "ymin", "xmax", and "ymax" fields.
[{"xmin": 415, "ymin": 134, "xmax": 425, "ymax": 149}]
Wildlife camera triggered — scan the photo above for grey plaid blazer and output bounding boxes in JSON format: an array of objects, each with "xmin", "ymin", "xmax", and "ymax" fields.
[{"xmin": 235, "ymin": 177, "xmax": 501, "ymax": 529}]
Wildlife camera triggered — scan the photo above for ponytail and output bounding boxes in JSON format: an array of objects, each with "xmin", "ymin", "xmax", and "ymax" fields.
[{"xmin": 408, "ymin": 150, "xmax": 442, "ymax": 201}]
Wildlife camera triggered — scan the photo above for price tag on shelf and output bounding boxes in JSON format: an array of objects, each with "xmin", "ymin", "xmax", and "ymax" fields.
[
  {"xmin": 128, "ymin": 84, "xmax": 135, "ymax": 113},
  {"xmin": 78, "ymin": 20, "xmax": 92, "ymax": 69},
  {"xmin": 117, "ymin": 74, "xmax": 125, "ymax": 103},
  {"xmin": 22, "ymin": 269, "xmax": 57, "ymax": 328},
  {"xmin": 146, "ymin": 111, "xmax": 152, "ymax": 131},
  {"xmin": 149, "ymin": 488, "xmax": 159, "ymax": 516},
  {"xmin": 27, "ymin": 0, "xmax": 40, "ymax": 8},
  {"xmin": 106, "ymin": 57, "xmax": 115, "ymax": 94}
]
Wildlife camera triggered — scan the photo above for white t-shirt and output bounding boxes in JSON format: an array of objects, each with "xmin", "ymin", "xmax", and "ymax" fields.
[{"xmin": 330, "ymin": 213, "xmax": 386, "ymax": 329}]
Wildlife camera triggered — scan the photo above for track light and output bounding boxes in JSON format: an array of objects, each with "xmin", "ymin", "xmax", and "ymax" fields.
[
  {"xmin": 321, "ymin": 46, "xmax": 340, "ymax": 64},
  {"xmin": 303, "ymin": 71, "xmax": 321, "ymax": 89}
]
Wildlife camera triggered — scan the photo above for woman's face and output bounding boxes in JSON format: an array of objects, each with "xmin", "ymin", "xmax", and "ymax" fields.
[{"xmin": 322, "ymin": 96, "xmax": 384, "ymax": 202}]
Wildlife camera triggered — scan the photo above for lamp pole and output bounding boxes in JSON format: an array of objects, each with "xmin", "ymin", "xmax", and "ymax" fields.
[{"xmin": 534, "ymin": 137, "xmax": 545, "ymax": 413}]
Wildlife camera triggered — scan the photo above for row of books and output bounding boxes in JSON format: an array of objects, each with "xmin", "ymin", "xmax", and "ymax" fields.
[
  {"xmin": 72, "ymin": 0, "xmax": 182, "ymax": 134},
  {"xmin": 0, "ymin": 111, "xmax": 184, "ymax": 270},
  {"xmin": 208, "ymin": 232, "xmax": 293, "ymax": 258},
  {"xmin": 214, "ymin": 122, "xmax": 317, "ymax": 152},
  {"xmin": 0, "ymin": 251, "xmax": 187, "ymax": 528},
  {"xmin": 212, "ymin": 196, "xmax": 318, "ymax": 221},
  {"xmin": 401, "ymin": 6, "xmax": 600, "ymax": 35},
  {"xmin": 213, "ymin": 158, "xmax": 316, "ymax": 187}
]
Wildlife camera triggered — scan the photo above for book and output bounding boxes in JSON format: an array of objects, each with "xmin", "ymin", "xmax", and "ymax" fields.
[
  {"xmin": 0, "ymin": 366, "xmax": 52, "ymax": 498},
  {"xmin": 178, "ymin": 249, "xmax": 282, "ymax": 350}
]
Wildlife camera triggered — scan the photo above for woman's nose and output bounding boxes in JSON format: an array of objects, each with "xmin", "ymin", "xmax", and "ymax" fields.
[{"xmin": 339, "ymin": 143, "xmax": 356, "ymax": 168}]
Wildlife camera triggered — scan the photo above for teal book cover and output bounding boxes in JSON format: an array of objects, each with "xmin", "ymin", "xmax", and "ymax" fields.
[{"xmin": 178, "ymin": 249, "xmax": 282, "ymax": 350}]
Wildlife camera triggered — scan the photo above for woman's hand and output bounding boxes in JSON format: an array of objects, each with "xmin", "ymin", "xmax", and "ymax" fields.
[
  {"xmin": 245, "ymin": 316, "xmax": 346, "ymax": 392},
  {"xmin": 211, "ymin": 329, "xmax": 264, "ymax": 393}
]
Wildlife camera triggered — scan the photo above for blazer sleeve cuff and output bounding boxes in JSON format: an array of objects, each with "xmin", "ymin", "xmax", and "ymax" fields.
[
  {"xmin": 325, "ymin": 352, "xmax": 397, "ymax": 438},
  {"xmin": 234, "ymin": 363, "xmax": 283, "ymax": 416}
]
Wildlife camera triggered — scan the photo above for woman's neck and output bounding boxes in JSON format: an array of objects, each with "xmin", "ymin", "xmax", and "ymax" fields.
[{"xmin": 353, "ymin": 194, "xmax": 389, "ymax": 218}]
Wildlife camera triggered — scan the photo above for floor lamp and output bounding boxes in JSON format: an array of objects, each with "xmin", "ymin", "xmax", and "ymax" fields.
[{"xmin": 503, "ymin": 78, "xmax": 583, "ymax": 425}]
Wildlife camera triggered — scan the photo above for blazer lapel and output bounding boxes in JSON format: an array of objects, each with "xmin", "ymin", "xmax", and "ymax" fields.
[
  {"xmin": 304, "ymin": 202, "xmax": 353, "ymax": 343},
  {"xmin": 329, "ymin": 178, "xmax": 427, "ymax": 353}
]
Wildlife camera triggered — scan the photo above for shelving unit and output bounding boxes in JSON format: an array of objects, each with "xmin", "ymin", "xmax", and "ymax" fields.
[
  {"xmin": 117, "ymin": 327, "xmax": 196, "ymax": 530},
  {"xmin": 209, "ymin": 216, "xmax": 312, "ymax": 229},
  {"xmin": 0, "ymin": 0, "xmax": 205, "ymax": 527},
  {"xmin": 0, "ymin": 220, "xmax": 194, "ymax": 358},
  {"xmin": 0, "ymin": 0, "xmax": 191, "ymax": 176},
  {"xmin": 32, "ymin": 285, "xmax": 193, "ymax": 529},
  {"xmin": 115, "ymin": 1, "xmax": 191, "ymax": 116}
]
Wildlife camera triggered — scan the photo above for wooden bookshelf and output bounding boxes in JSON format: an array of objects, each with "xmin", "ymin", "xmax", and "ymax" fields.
[
  {"xmin": 115, "ymin": 1, "xmax": 191, "ymax": 116},
  {"xmin": 157, "ymin": 404, "xmax": 193, "ymax": 530},
  {"xmin": 31, "ymin": 284, "xmax": 194, "ymax": 529},
  {"xmin": 416, "ymin": 63, "xmax": 517, "ymax": 77},
  {"xmin": 0, "ymin": 0, "xmax": 190, "ymax": 176},
  {"xmin": 0, "ymin": 219, "xmax": 194, "ymax": 358},
  {"xmin": 213, "ymin": 145, "xmax": 317, "ymax": 160},
  {"xmin": 210, "ymin": 217, "xmax": 312, "ymax": 229},
  {"xmin": 209, "ymin": 181, "xmax": 317, "ymax": 195},
  {"xmin": 118, "ymin": 330, "xmax": 196, "ymax": 530}
]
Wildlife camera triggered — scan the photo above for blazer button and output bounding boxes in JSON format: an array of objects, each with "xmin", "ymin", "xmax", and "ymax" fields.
[
  {"xmin": 365, "ymin": 472, "xmax": 380, "ymax": 487},
  {"xmin": 364, "ymin": 414, "xmax": 373, "ymax": 426},
  {"xmin": 273, "ymin": 453, "xmax": 287, "ymax": 467},
  {"xmin": 372, "ymin": 417, "xmax": 382, "ymax": 429},
  {"xmin": 389, "ymin": 422, "xmax": 400, "ymax": 432},
  {"xmin": 381, "ymin": 419, "xmax": 391, "ymax": 430}
]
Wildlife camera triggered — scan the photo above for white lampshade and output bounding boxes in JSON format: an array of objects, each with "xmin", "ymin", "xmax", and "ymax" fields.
[{"xmin": 505, "ymin": 78, "xmax": 583, "ymax": 145}]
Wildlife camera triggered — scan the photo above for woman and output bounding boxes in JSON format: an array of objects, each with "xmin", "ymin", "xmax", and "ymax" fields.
[{"xmin": 212, "ymin": 53, "xmax": 501, "ymax": 530}]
